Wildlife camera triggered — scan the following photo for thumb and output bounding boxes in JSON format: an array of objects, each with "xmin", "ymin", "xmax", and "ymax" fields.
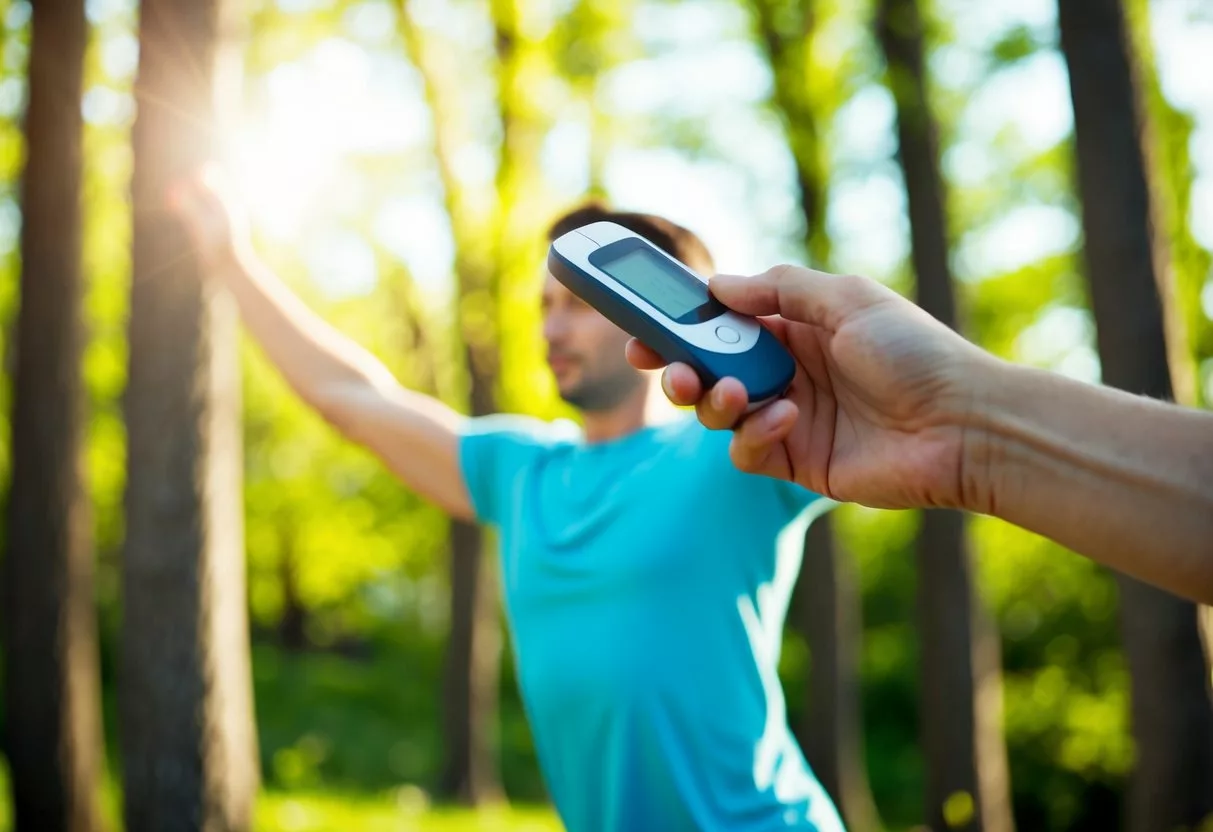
[{"xmin": 709, "ymin": 266, "xmax": 892, "ymax": 331}]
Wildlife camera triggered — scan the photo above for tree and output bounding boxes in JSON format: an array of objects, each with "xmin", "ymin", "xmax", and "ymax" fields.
[
  {"xmin": 1056, "ymin": 1, "xmax": 1213, "ymax": 829},
  {"xmin": 120, "ymin": 0, "xmax": 259, "ymax": 829},
  {"xmin": 0, "ymin": 0, "xmax": 104, "ymax": 829},
  {"xmin": 396, "ymin": 0, "xmax": 520, "ymax": 803},
  {"xmin": 398, "ymin": 0, "xmax": 571, "ymax": 801},
  {"xmin": 744, "ymin": 1, "xmax": 880, "ymax": 827},
  {"xmin": 875, "ymin": 0, "xmax": 1014, "ymax": 828},
  {"xmin": 794, "ymin": 518, "xmax": 879, "ymax": 831}
]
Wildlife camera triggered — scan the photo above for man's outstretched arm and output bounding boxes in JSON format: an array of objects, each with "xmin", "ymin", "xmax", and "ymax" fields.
[{"xmin": 173, "ymin": 169, "xmax": 476, "ymax": 522}]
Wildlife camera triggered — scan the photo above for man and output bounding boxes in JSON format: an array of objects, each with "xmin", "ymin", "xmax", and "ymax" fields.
[
  {"xmin": 631, "ymin": 264, "xmax": 1213, "ymax": 605},
  {"xmin": 171, "ymin": 169, "xmax": 845, "ymax": 831}
]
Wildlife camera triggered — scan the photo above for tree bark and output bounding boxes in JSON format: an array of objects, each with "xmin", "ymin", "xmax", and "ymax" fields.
[
  {"xmin": 276, "ymin": 522, "xmax": 307, "ymax": 652},
  {"xmin": 795, "ymin": 517, "xmax": 880, "ymax": 832},
  {"xmin": 745, "ymin": 3, "xmax": 880, "ymax": 826},
  {"xmin": 438, "ymin": 353, "xmax": 502, "ymax": 804},
  {"xmin": 1057, "ymin": 1, "xmax": 1213, "ymax": 829},
  {"xmin": 876, "ymin": 0, "xmax": 1014, "ymax": 829},
  {"xmin": 913, "ymin": 511, "xmax": 1012, "ymax": 832},
  {"xmin": 0, "ymin": 1, "xmax": 104, "ymax": 829},
  {"xmin": 397, "ymin": 2, "xmax": 507, "ymax": 802},
  {"xmin": 439, "ymin": 514, "xmax": 502, "ymax": 804},
  {"xmin": 120, "ymin": 1, "xmax": 259, "ymax": 830}
]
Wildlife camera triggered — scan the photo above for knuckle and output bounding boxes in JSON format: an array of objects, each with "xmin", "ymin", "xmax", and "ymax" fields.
[
  {"xmin": 765, "ymin": 263, "xmax": 797, "ymax": 283},
  {"xmin": 837, "ymin": 272, "xmax": 885, "ymax": 304},
  {"xmin": 728, "ymin": 440, "xmax": 759, "ymax": 473},
  {"xmin": 696, "ymin": 403, "xmax": 731, "ymax": 430}
]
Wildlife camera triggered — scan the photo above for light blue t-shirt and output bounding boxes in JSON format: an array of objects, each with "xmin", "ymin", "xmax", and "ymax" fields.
[{"xmin": 458, "ymin": 413, "xmax": 844, "ymax": 832}]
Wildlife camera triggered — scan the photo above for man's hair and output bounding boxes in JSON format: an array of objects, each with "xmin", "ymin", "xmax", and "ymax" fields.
[{"xmin": 545, "ymin": 201, "xmax": 716, "ymax": 275}]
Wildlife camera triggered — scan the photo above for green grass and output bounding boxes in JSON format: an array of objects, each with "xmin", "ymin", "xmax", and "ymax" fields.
[
  {"xmin": 1, "ymin": 642, "xmax": 559, "ymax": 830},
  {"xmin": 0, "ymin": 762, "xmax": 560, "ymax": 832},
  {"xmin": 255, "ymin": 791, "xmax": 560, "ymax": 831}
]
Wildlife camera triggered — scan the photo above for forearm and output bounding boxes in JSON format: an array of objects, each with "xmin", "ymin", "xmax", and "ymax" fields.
[
  {"xmin": 169, "ymin": 173, "xmax": 475, "ymax": 518},
  {"xmin": 211, "ymin": 246, "xmax": 475, "ymax": 519},
  {"xmin": 215, "ymin": 247, "xmax": 397, "ymax": 405},
  {"xmin": 965, "ymin": 359, "xmax": 1213, "ymax": 602}
]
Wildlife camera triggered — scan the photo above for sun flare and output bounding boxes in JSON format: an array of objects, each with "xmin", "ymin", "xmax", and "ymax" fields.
[{"xmin": 220, "ymin": 38, "xmax": 420, "ymax": 241}]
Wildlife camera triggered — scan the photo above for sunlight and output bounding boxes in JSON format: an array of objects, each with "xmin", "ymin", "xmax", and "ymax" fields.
[
  {"xmin": 222, "ymin": 37, "xmax": 422, "ymax": 242},
  {"xmin": 216, "ymin": 35, "xmax": 442, "ymax": 299},
  {"xmin": 224, "ymin": 45, "xmax": 358, "ymax": 239}
]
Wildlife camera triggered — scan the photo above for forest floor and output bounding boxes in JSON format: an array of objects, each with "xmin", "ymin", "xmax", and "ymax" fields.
[{"xmin": 0, "ymin": 766, "xmax": 561, "ymax": 832}]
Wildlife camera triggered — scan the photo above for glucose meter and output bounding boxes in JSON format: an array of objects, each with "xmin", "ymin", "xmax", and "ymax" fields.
[{"xmin": 547, "ymin": 221, "xmax": 795, "ymax": 410}]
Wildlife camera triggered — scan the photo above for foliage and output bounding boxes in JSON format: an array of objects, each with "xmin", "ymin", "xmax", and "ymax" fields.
[
  {"xmin": 0, "ymin": 0, "xmax": 1210, "ymax": 828},
  {"xmin": 247, "ymin": 642, "xmax": 545, "ymax": 800}
]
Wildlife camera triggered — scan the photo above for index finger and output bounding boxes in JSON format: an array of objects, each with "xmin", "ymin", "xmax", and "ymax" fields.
[
  {"xmin": 625, "ymin": 338, "xmax": 667, "ymax": 371},
  {"xmin": 709, "ymin": 266, "xmax": 896, "ymax": 332}
]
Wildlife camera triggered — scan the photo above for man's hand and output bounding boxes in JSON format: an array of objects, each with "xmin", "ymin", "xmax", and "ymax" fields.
[
  {"xmin": 168, "ymin": 164, "xmax": 251, "ymax": 268},
  {"xmin": 164, "ymin": 163, "xmax": 476, "ymax": 521},
  {"xmin": 626, "ymin": 266, "xmax": 994, "ymax": 511}
]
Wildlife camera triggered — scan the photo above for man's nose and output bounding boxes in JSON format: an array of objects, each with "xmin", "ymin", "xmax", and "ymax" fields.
[{"xmin": 543, "ymin": 311, "xmax": 571, "ymax": 344}]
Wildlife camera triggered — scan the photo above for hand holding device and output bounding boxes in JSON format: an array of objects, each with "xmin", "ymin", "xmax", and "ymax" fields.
[
  {"xmin": 625, "ymin": 263, "xmax": 987, "ymax": 511},
  {"xmin": 547, "ymin": 221, "xmax": 795, "ymax": 410}
]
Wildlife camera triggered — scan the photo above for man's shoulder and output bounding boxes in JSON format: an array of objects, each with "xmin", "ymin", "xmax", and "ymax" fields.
[
  {"xmin": 461, "ymin": 412, "xmax": 582, "ymax": 445},
  {"xmin": 456, "ymin": 413, "xmax": 582, "ymax": 527}
]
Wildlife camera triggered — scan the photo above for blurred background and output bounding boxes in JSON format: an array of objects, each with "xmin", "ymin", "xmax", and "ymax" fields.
[{"xmin": 1, "ymin": 0, "xmax": 1212, "ymax": 830}]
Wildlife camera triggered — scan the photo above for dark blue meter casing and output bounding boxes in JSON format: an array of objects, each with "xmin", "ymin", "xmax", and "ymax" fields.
[{"xmin": 547, "ymin": 221, "xmax": 795, "ymax": 410}]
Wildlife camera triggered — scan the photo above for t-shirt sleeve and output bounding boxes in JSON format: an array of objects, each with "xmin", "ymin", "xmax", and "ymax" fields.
[{"xmin": 457, "ymin": 414, "xmax": 566, "ymax": 527}]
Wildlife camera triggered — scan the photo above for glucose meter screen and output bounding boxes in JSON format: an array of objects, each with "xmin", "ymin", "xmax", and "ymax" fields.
[{"xmin": 600, "ymin": 248, "xmax": 706, "ymax": 320}]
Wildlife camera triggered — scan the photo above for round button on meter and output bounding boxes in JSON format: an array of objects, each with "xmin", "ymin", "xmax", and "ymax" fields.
[{"xmin": 714, "ymin": 325, "xmax": 741, "ymax": 344}]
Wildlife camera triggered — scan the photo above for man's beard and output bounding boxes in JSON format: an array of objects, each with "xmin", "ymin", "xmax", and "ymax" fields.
[{"xmin": 561, "ymin": 364, "xmax": 643, "ymax": 412}]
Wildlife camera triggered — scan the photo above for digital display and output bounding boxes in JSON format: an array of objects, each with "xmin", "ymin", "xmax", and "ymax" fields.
[{"xmin": 598, "ymin": 248, "xmax": 707, "ymax": 321}]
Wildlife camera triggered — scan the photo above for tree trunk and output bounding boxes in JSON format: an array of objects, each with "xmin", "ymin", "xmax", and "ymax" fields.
[
  {"xmin": 0, "ymin": 1, "xmax": 104, "ymax": 829},
  {"xmin": 876, "ymin": 0, "xmax": 1014, "ymax": 829},
  {"xmin": 913, "ymin": 512, "xmax": 1012, "ymax": 832},
  {"xmin": 277, "ymin": 522, "xmax": 307, "ymax": 652},
  {"xmin": 398, "ymin": 0, "xmax": 545, "ymax": 803},
  {"xmin": 745, "ymin": 3, "xmax": 879, "ymax": 826},
  {"xmin": 1056, "ymin": 2, "xmax": 1213, "ymax": 829},
  {"xmin": 120, "ymin": 1, "xmax": 259, "ymax": 830},
  {"xmin": 794, "ymin": 517, "xmax": 880, "ymax": 832},
  {"xmin": 438, "ymin": 361, "xmax": 503, "ymax": 804},
  {"xmin": 439, "ymin": 517, "xmax": 502, "ymax": 804}
]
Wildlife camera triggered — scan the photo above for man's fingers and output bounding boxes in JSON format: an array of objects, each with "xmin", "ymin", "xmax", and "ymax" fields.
[
  {"xmin": 659, "ymin": 363, "xmax": 703, "ymax": 406},
  {"xmin": 709, "ymin": 266, "xmax": 894, "ymax": 331},
  {"xmin": 652, "ymin": 367, "xmax": 756, "ymax": 431},
  {"xmin": 625, "ymin": 338, "xmax": 668, "ymax": 370},
  {"xmin": 728, "ymin": 399, "xmax": 797, "ymax": 472},
  {"xmin": 694, "ymin": 377, "xmax": 749, "ymax": 430}
]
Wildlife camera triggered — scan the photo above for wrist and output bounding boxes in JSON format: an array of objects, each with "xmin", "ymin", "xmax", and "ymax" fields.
[{"xmin": 953, "ymin": 351, "xmax": 1025, "ymax": 518}]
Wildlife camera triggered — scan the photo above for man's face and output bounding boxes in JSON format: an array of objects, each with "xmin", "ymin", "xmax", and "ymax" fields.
[{"xmin": 541, "ymin": 271, "xmax": 644, "ymax": 412}]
